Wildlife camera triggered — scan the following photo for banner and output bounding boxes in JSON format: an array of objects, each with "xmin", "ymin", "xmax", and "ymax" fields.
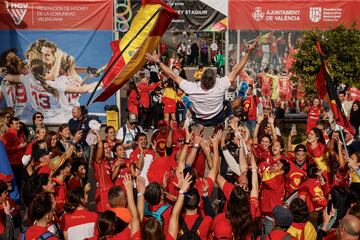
[
  {"xmin": 114, "ymin": 0, "xmax": 226, "ymax": 33},
  {"xmin": 0, "ymin": 0, "xmax": 114, "ymax": 124},
  {"xmin": 229, "ymin": 0, "xmax": 360, "ymax": 30}
]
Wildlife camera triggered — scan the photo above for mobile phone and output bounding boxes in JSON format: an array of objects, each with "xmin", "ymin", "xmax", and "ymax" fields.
[{"xmin": 291, "ymin": 124, "xmax": 296, "ymax": 131}]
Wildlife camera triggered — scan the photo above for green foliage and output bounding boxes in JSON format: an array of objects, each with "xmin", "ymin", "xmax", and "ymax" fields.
[{"xmin": 291, "ymin": 24, "xmax": 360, "ymax": 97}]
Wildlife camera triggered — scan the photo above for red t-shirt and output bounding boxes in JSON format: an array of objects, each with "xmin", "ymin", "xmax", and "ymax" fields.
[
  {"xmin": 285, "ymin": 160, "xmax": 307, "ymax": 197},
  {"xmin": 137, "ymin": 82, "xmax": 161, "ymax": 109},
  {"xmin": 260, "ymin": 171, "xmax": 285, "ymax": 216},
  {"xmin": 181, "ymin": 214, "xmax": 213, "ymax": 240},
  {"xmin": 298, "ymin": 178, "xmax": 327, "ymax": 212},
  {"xmin": 111, "ymin": 158, "xmax": 132, "ymax": 186},
  {"xmin": 147, "ymin": 155, "xmax": 177, "ymax": 184},
  {"xmin": 19, "ymin": 225, "xmax": 59, "ymax": 240},
  {"xmin": 93, "ymin": 159, "xmax": 114, "ymax": 192},
  {"xmin": 60, "ymin": 209, "xmax": 97, "ymax": 238},
  {"xmin": 243, "ymin": 95, "xmax": 260, "ymax": 120},
  {"xmin": 306, "ymin": 106, "xmax": 321, "ymax": 133},
  {"xmin": 53, "ymin": 178, "xmax": 67, "ymax": 212},
  {"xmin": 68, "ymin": 176, "xmax": 82, "ymax": 191}
]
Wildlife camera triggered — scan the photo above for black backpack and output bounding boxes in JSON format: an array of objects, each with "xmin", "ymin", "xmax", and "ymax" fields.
[{"xmin": 178, "ymin": 215, "xmax": 203, "ymax": 240}]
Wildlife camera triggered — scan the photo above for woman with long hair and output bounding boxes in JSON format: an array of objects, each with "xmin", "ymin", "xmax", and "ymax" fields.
[
  {"xmin": 306, "ymin": 128, "xmax": 329, "ymax": 174},
  {"xmin": 350, "ymin": 100, "xmax": 360, "ymax": 136},
  {"xmin": 61, "ymin": 187, "xmax": 97, "ymax": 240},
  {"xmin": 213, "ymin": 149, "xmax": 259, "ymax": 240},
  {"xmin": 46, "ymin": 130, "xmax": 62, "ymax": 157}
]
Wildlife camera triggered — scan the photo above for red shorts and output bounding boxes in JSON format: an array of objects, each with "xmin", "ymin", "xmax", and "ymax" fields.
[{"xmin": 261, "ymin": 87, "xmax": 271, "ymax": 97}]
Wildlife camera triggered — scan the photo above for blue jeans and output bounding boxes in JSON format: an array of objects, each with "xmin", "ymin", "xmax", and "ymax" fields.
[
  {"xmin": 262, "ymin": 217, "xmax": 274, "ymax": 235},
  {"xmin": 245, "ymin": 120, "xmax": 256, "ymax": 133}
]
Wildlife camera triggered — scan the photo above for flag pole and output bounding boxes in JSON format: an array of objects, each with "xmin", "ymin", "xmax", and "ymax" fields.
[
  {"xmin": 336, "ymin": 124, "xmax": 350, "ymax": 161},
  {"xmin": 85, "ymin": 6, "xmax": 163, "ymax": 108}
]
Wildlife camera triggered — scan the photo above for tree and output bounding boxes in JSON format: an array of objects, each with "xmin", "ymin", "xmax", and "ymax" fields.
[{"xmin": 291, "ymin": 24, "xmax": 360, "ymax": 97}]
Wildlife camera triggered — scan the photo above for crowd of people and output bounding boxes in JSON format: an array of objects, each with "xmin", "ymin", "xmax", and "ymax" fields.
[{"xmin": 0, "ymin": 36, "xmax": 360, "ymax": 240}]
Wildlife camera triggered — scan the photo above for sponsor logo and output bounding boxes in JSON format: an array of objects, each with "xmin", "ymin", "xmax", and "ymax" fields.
[
  {"xmin": 5, "ymin": 1, "xmax": 28, "ymax": 25},
  {"xmin": 309, "ymin": 7, "xmax": 322, "ymax": 23},
  {"xmin": 252, "ymin": 7, "xmax": 265, "ymax": 21}
]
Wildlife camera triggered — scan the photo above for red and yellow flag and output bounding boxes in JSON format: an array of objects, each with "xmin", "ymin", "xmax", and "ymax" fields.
[
  {"xmin": 94, "ymin": 0, "xmax": 178, "ymax": 102},
  {"xmin": 315, "ymin": 42, "xmax": 355, "ymax": 135}
]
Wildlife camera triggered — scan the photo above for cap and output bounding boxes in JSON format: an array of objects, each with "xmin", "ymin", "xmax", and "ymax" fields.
[
  {"xmin": 295, "ymin": 144, "xmax": 307, "ymax": 152},
  {"xmin": 32, "ymin": 147, "xmax": 50, "ymax": 162},
  {"xmin": 158, "ymin": 120, "xmax": 167, "ymax": 128},
  {"xmin": 273, "ymin": 205, "xmax": 293, "ymax": 228},
  {"xmin": 49, "ymin": 156, "xmax": 67, "ymax": 176},
  {"xmin": 128, "ymin": 113, "xmax": 138, "ymax": 124},
  {"xmin": 0, "ymin": 173, "xmax": 13, "ymax": 183}
]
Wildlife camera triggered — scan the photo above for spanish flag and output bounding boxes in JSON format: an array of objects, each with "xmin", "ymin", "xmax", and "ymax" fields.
[
  {"xmin": 315, "ymin": 42, "xmax": 355, "ymax": 135},
  {"xmin": 94, "ymin": 0, "xmax": 178, "ymax": 102}
]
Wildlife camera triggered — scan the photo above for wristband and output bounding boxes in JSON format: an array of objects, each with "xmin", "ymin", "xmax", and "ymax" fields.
[
  {"xmin": 192, "ymin": 144, "xmax": 199, "ymax": 149},
  {"xmin": 137, "ymin": 192, "xmax": 144, "ymax": 197},
  {"xmin": 71, "ymin": 140, "xmax": 77, "ymax": 146},
  {"xmin": 179, "ymin": 190, "xmax": 186, "ymax": 195}
]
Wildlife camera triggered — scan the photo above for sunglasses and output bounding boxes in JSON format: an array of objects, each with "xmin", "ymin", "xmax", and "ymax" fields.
[
  {"xmin": 35, "ymin": 115, "xmax": 44, "ymax": 119},
  {"xmin": 263, "ymin": 108, "xmax": 270, "ymax": 110}
]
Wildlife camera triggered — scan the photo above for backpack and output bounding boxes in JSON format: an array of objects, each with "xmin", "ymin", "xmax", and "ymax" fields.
[
  {"xmin": 19, "ymin": 227, "xmax": 55, "ymax": 240},
  {"xmin": 144, "ymin": 202, "xmax": 170, "ymax": 225},
  {"xmin": 178, "ymin": 215, "xmax": 203, "ymax": 240},
  {"xmin": 121, "ymin": 125, "xmax": 141, "ymax": 144}
]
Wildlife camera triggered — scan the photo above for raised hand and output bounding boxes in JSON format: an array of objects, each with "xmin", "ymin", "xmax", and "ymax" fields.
[
  {"xmin": 123, "ymin": 173, "xmax": 134, "ymax": 192},
  {"xmin": 179, "ymin": 173, "xmax": 192, "ymax": 193},
  {"xmin": 136, "ymin": 176, "xmax": 146, "ymax": 194},
  {"xmin": 145, "ymin": 52, "xmax": 160, "ymax": 64}
]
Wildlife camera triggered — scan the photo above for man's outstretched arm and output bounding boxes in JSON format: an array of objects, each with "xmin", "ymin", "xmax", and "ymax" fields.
[{"xmin": 227, "ymin": 38, "xmax": 258, "ymax": 84}]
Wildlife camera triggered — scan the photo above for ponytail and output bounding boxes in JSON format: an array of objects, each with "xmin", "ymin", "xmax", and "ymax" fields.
[{"xmin": 30, "ymin": 58, "xmax": 59, "ymax": 99}]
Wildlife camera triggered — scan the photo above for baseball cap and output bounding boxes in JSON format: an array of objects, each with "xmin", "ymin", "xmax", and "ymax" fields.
[
  {"xmin": 295, "ymin": 144, "xmax": 307, "ymax": 152},
  {"xmin": 128, "ymin": 113, "xmax": 138, "ymax": 124},
  {"xmin": 0, "ymin": 173, "xmax": 13, "ymax": 183},
  {"xmin": 273, "ymin": 205, "xmax": 293, "ymax": 228}
]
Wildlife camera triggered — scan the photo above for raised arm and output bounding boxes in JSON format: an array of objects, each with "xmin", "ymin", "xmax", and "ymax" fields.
[
  {"xmin": 227, "ymin": 38, "xmax": 258, "ymax": 84},
  {"xmin": 94, "ymin": 131, "xmax": 103, "ymax": 163},
  {"xmin": 65, "ymin": 82, "xmax": 98, "ymax": 94},
  {"xmin": 136, "ymin": 176, "xmax": 146, "ymax": 222},
  {"xmin": 249, "ymin": 152, "xmax": 259, "ymax": 199},
  {"xmin": 185, "ymin": 129, "xmax": 202, "ymax": 166},
  {"xmin": 287, "ymin": 128, "xmax": 297, "ymax": 152},
  {"xmin": 123, "ymin": 174, "xmax": 140, "ymax": 236},
  {"xmin": 177, "ymin": 128, "xmax": 192, "ymax": 172},
  {"xmin": 168, "ymin": 173, "xmax": 192, "ymax": 239},
  {"xmin": 207, "ymin": 130, "xmax": 222, "ymax": 182},
  {"xmin": 145, "ymin": 52, "xmax": 183, "ymax": 86}
]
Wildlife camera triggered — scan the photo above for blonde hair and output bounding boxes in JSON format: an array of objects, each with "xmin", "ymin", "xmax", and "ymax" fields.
[{"xmin": 60, "ymin": 54, "xmax": 83, "ymax": 84}]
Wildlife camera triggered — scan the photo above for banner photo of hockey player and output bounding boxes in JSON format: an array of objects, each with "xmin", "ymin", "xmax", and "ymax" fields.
[{"xmin": 0, "ymin": 0, "xmax": 114, "ymax": 124}]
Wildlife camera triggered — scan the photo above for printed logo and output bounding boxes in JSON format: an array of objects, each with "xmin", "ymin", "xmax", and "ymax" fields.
[
  {"xmin": 5, "ymin": 1, "xmax": 28, "ymax": 25},
  {"xmin": 252, "ymin": 7, "xmax": 265, "ymax": 21},
  {"xmin": 309, "ymin": 7, "xmax": 322, "ymax": 23}
]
